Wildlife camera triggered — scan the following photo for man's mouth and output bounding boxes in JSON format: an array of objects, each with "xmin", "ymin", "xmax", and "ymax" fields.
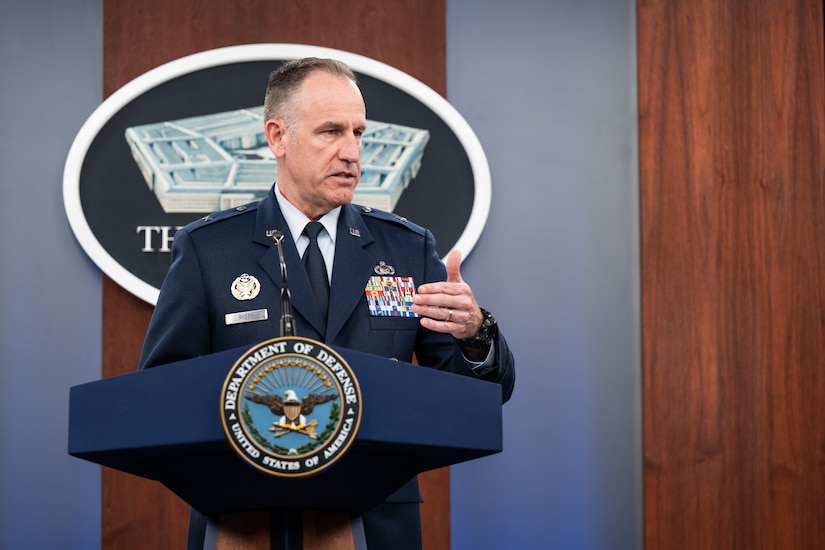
[{"xmin": 332, "ymin": 171, "xmax": 358, "ymax": 181}]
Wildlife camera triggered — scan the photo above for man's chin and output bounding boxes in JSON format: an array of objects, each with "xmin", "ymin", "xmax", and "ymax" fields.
[{"xmin": 329, "ymin": 188, "xmax": 356, "ymax": 207}]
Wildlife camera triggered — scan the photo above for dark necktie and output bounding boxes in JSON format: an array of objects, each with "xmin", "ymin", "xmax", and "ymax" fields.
[{"xmin": 302, "ymin": 221, "xmax": 329, "ymax": 318}]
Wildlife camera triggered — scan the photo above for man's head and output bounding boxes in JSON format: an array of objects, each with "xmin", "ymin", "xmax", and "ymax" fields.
[{"xmin": 264, "ymin": 58, "xmax": 366, "ymax": 220}]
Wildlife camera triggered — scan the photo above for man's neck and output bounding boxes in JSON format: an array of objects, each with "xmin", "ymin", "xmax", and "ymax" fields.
[{"xmin": 274, "ymin": 183, "xmax": 341, "ymax": 244}]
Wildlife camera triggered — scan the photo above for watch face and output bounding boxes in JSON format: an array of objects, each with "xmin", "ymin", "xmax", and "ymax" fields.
[{"xmin": 485, "ymin": 315, "xmax": 498, "ymax": 339}]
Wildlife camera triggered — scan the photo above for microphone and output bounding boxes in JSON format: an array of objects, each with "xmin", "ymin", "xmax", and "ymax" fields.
[{"xmin": 266, "ymin": 229, "xmax": 296, "ymax": 337}]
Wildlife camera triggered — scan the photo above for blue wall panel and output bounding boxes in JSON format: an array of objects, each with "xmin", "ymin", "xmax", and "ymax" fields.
[
  {"xmin": 0, "ymin": 1, "xmax": 103, "ymax": 549},
  {"xmin": 446, "ymin": 1, "xmax": 641, "ymax": 548}
]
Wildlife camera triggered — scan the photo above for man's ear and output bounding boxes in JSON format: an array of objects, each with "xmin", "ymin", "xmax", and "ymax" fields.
[{"xmin": 265, "ymin": 118, "xmax": 287, "ymax": 158}]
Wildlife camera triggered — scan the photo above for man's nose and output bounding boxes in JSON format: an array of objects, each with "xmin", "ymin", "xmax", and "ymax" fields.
[{"xmin": 340, "ymin": 134, "xmax": 361, "ymax": 162}]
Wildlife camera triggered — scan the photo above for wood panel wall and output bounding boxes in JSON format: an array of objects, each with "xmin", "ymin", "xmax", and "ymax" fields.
[
  {"xmin": 639, "ymin": 0, "xmax": 825, "ymax": 548},
  {"xmin": 101, "ymin": 1, "xmax": 448, "ymax": 548}
]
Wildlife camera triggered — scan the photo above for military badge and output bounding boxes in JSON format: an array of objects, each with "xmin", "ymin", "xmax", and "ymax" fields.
[
  {"xmin": 230, "ymin": 273, "xmax": 260, "ymax": 301},
  {"xmin": 373, "ymin": 261, "xmax": 396, "ymax": 275},
  {"xmin": 220, "ymin": 337, "xmax": 362, "ymax": 477}
]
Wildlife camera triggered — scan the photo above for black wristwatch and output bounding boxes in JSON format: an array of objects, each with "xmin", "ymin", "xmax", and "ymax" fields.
[{"xmin": 458, "ymin": 307, "xmax": 498, "ymax": 348}]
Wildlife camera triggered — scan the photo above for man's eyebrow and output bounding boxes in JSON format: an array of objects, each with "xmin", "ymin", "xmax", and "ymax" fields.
[{"xmin": 317, "ymin": 121, "xmax": 366, "ymax": 133}]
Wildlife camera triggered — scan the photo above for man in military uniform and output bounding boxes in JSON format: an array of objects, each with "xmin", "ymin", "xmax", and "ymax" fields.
[{"xmin": 139, "ymin": 57, "xmax": 515, "ymax": 550}]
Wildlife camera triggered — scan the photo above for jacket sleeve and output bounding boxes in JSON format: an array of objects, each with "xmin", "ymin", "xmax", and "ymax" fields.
[{"xmin": 412, "ymin": 229, "xmax": 516, "ymax": 403}]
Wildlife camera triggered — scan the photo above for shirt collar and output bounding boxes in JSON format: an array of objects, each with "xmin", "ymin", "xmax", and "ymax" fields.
[{"xmin": 274, "ymin": 183, "xmax": 340, "ymax": 244}]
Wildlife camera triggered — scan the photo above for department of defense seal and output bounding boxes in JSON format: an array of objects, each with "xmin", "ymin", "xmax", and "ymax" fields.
[{"xmin": 220, "ymin": 336, "xmax": 362, "ymax": 477}]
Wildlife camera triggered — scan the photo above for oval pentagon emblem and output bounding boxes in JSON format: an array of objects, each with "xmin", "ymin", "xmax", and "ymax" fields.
[
  {"xmin": 221, "ymin": 337, "xmax": 362, "ymax": 477},
  {"xmin": 63, "ymin": 44, "xmax": 491, "ymax": 306}
]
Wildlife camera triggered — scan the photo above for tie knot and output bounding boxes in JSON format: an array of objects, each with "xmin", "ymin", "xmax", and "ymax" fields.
[{"xmin": 304, "ymin": 221, "xmax": 324, "ymax": 241}]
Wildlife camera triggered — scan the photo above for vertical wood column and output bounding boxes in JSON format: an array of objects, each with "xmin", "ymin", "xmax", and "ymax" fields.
[
  {"xmin": 101, "ymin": 1, "xmax": 447, "ymax": 548},
  {"xmin": 638, "ymin": 0, "xmax": 825, "ymax": 548}
]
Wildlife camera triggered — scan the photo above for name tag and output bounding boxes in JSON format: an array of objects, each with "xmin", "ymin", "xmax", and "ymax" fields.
[{"xmin": 225, "ymin": 309, "xmax": 269, "ymax": 325}]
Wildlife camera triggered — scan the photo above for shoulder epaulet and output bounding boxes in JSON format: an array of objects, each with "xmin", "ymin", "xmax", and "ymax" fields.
[
  {"xmin": 357, "ymin": 205, "xmax": 426, "ymax": 236},
  {"xmin": 185, "ymin": 202, "xmax": 260, "ymax": 232}
]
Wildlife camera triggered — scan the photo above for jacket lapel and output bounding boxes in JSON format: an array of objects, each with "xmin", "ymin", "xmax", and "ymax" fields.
[{"xmin": 327, "ymin": 205, "xmax": 375, "ymax": 342}]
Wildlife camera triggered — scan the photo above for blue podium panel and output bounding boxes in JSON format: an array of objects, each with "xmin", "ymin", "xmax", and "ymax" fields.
[{"xmin": 68, "ymin": 345, "xmax": 502, "ymax": 515}]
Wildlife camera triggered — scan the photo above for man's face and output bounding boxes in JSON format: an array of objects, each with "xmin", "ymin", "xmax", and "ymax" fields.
[{"xmin": 266, "ymin": 71, "xmax": 367, "ymax": 220}]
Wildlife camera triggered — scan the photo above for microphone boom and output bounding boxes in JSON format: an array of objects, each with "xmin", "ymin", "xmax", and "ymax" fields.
[{"xmin": 266, "ymin": 230, "xmax": 296, "ymax": 337}]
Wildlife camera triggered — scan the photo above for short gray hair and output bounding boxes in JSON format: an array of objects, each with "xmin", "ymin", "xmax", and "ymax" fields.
[{"xmin": 263, "ymin": 57, "xmax": 358, "ymax": 128}]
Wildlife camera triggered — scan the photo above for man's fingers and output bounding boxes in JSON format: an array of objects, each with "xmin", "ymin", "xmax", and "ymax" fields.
[{"xmin": 446, "ymin": 249, "xmax": 463, "ymax": 283}]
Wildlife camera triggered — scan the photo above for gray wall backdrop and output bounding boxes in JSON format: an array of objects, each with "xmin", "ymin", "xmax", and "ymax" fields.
[{"xmin": 0, "ymin": 0, "xmax": 641, "ymax": 548}]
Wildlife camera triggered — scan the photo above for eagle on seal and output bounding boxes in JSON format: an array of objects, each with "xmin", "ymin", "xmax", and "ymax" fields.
[{"xmin": 247, "ymin": 389, "xmax": 337, "ymax": 418}]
